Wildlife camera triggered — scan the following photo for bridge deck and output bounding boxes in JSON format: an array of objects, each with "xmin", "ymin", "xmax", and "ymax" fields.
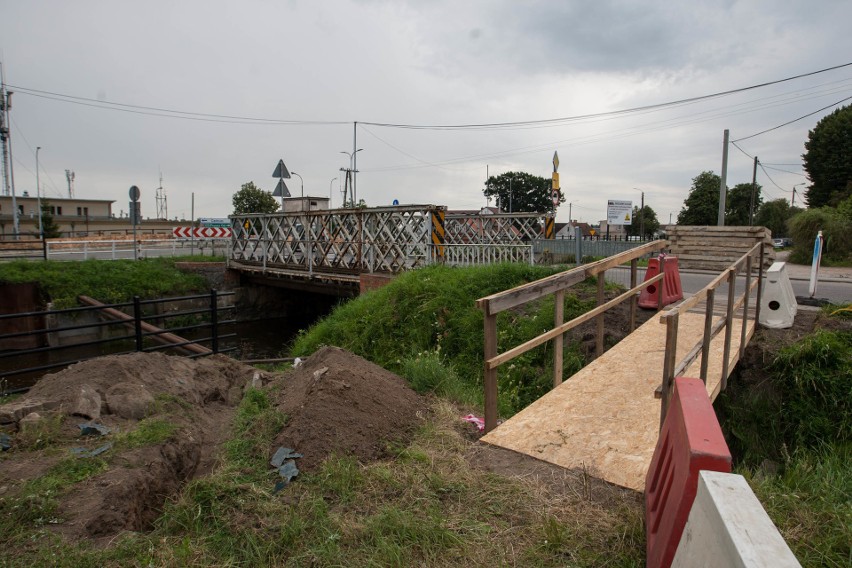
[{"xmin": 480, "ymin": 311, "xmax": 754, "ymax": 492}]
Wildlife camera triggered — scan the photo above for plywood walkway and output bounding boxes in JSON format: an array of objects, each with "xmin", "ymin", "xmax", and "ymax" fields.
[{"xmin": 480, "ymin": 311, "xmax": 754, "ymax": 492}]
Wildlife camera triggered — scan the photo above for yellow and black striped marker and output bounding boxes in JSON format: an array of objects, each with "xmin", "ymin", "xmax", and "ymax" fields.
[
  {"xmin": 545, "ymin": 216, "xmax": 555, "ymax": 239},
  {"xmin": 431, "ymin": 210, "xmax": 446, "ymax": 258}
]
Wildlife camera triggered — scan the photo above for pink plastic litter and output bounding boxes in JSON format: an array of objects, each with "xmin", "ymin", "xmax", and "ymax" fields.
[{"xmin": 462, "ymin": 414, "xmax": 485, "ymax": 431}]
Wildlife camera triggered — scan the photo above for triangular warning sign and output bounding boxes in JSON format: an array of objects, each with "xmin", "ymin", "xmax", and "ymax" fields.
[
  {"xmin": 272, "ymin": 179, "xmax": 291, "ymax": 197},
  {"xmin": 272, "ymin": 159, "xmax": 291, "ymax": 179}
]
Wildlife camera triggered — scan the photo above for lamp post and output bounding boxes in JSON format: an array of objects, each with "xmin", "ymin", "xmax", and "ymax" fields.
[
  {"xmin": 633, "ymin": 188, "xmax": 645, "ymax": 240},
  {"xmin": 792, "ymin": 182, "xmax": 805, "ymax": 207},
  {"xmin": 290, "ymin": 171, "xmax": 304, "ymax": 198},
  {"xmin": 340, "ymin": 149, "xmax": 363, "ymax": 202},
  {"xmin": 329, "ymin": 177, "xmax": 337, "ymax": 207},
  {"xmin": 36, "ymin": 146, "xmax": 43, "ymax": 239}
]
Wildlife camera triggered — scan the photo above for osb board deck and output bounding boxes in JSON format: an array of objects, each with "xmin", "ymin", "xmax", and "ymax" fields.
[{"xmin": 480, "ymin": 311, "xmax": 754, "ymax": 492}]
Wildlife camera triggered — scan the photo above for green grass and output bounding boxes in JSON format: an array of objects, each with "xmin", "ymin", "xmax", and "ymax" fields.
[
  {"xmin": 292, "ymin": 263, "xmax": 598, "ymax": 416},
  {"xmin": 0, "ymin": 258, "xmax": 209, "ymax": 308},
  {"xmin": 118, "ymin": 418, "xmax": 179, "ymax": 449}
]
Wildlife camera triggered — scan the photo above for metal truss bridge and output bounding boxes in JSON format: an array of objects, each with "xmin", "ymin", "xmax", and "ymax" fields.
[{"xmin": 228, "ymin": 205, "xmax": 554, "ymax": 293}]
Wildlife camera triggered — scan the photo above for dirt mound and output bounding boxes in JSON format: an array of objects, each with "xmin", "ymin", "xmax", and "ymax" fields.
[
  {"xmin": 269, "ymin": 346, "xmax": 426, "ymax": 472},
  {"xmin": 0, "ymin": 353, "xmax": 262, "ymax": 542}
]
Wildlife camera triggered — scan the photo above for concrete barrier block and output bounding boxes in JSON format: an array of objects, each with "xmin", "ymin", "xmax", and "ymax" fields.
[
  {"xmin": 759, "ymin": 262, "xmax": 797, "ymax": 329},
  {"xmin": 672, "ymin": 470, "xmax": 801, "ymax": 567}
]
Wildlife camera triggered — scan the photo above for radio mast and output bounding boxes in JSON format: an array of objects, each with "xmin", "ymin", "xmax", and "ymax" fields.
[{"xmin": 155, "ymin": 171, "xmax": 168, "ymax": 219}]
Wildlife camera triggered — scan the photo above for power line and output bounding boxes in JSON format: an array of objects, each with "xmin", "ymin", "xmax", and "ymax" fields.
[
  {"xmin": 732, "ymin": 94, "xmax": 852, "ymax": 142},
  {"xmin": 761, "ymin": 165, "xmax": 806, "ymax": 177}
]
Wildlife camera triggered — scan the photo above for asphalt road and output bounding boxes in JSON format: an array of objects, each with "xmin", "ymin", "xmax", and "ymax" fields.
[{"xmin": 606, "ymin": 267, "xmax": 852, "ymax": 305}]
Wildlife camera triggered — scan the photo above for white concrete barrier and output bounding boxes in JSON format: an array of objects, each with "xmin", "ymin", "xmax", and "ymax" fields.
[
  {"xmin": 672, "ymin": 470, "xmax": 800, "ymax": 567},
  {"xmin": 759, "ymin": 262, "xmax": 797, "ymax": 329}
]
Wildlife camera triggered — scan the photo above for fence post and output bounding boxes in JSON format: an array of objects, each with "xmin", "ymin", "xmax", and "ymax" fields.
[
  {"xmin": 660, "ymin": 313, "xmax": 679, "ymax": 429},
  {"xmin": 700, "ymin": 289, "xmax": 715, "ymax": 384},
  {"xmin": 739, "ymin": 255, "xmax": 753, "ymax": 361},
  {"xmin": 484, "ymin": 311, "xmax": 498, "ymax": 433},
  {"xmin": 754, "ymin": 242, "xmax": 765, "ymax": 327},
  {"xmin": 629, "ymin": 258, "xmax": 638, "ymax": 332},
  {"xmin": 210, "ymin": 289, "xmax": 219, "ymax": 354},
  {"xmin": 596, "ymin": 273, "xmax": 605, "ymax": 358},
  {"xmin": 133, "ymin": 296, "xmax": 143, "ymax": 351},
  {"xmin": 41, "ymin": 238, "xmax": 47, "ymax": 260},
  {"xmin": 574, "ymin": 226, "xmax": 582, "ymax": 266},
  {"xmin": 721, "ymin": 268, "xmax": 737, "ymax": 391},
  {"xmin": 553, "ymin": 289, "xmax": 565, "ymax": 387}
]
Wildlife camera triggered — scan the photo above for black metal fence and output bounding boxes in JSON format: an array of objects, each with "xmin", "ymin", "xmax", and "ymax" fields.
[
  {"xmin": 0, "ymin": 290, "xmax": 235, "ymax": 395},
  {"xmin": 0, "ymin": 240, "xmax": 46, "ymax": 261}
]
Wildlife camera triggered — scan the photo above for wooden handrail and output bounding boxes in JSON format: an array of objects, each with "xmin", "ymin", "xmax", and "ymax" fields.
[
  {"xmin": 477, "ymin": 239, "xmax": 669, "ymax": 432},
  {"xmin": 656, "ymin": 242, "xmax": 766, "ymax": 426}
]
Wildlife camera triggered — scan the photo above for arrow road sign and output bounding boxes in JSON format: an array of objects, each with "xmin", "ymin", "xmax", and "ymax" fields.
[{"xmin": 173, "ymin": 227, "xmax": 232, "ymax": 239}]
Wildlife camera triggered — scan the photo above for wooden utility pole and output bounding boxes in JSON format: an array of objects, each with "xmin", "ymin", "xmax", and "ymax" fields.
[
  {"xmin": 748, "ymin": 156, "xmax": 758, "ymax": 225},
  {"xmin": 718, "ymin": 129, "xmax": 729, "ymax": 226}
]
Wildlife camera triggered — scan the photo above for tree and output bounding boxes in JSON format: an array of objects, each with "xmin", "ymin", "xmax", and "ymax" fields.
[
  {"xmin": 232, "ymin": 182, "xmax": 279, "ymax": 214},
  {"xmin": 39, "ymin": 200, "xmax": 61, "ymax": 239},
  {"xmin": 483, "ymin": 171, "xmax": 563, "ymax": 213},
  {"xmin": 803, "ymin": 104, "xmax": 852, "ymax": 208},
  {"xmin": 754, "ymin": 199, "xmax": 801, "ymax": 238},
  {"xmin": 626, "ymin": 205, "xmax": 660, "ymax": 239},
  {"xmin": 726, "ymin": 182, "xmax": 762, "ymax": 226},
  {"xmin": 677, "ymin": 171, "xmax": 722, "ymax": 225}
]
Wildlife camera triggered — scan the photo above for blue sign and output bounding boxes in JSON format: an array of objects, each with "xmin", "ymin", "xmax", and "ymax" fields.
[{"xmin": 392, "ymin": 199, "xmax": 399, "ymax": 206}]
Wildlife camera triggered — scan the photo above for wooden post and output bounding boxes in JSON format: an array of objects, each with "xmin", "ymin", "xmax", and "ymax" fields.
[
  {"xmin": 740, "ymin": 255, "xmax": 753, "ymax": 361},
  {"xmin": 553, "ymin": 289, "xmax": 565, "ymax": 387},
  {"xmin": 755, "ymin": 242, "xmax": 765, "ymax": 326},
  {"xmin": 596, "ymin": 273, "xmax": 605, "ymax": 358},
  {"xmin": 700, "ymin": 289, "xmax": 715, "ymax": 384},
  {"xmin": 629, "ymin": 258, "xmax": 638, "ymax": 332},
  {"xmin": 721, "ymin": 268, "xmax": 737, "ymax": 391},
  {"xmin": 484, "ymin": 311, "xmax": 498, "ymax": 433},
  {"xmin": 660, "ymin": 313, "xmax": 679, "ymax": 429}
]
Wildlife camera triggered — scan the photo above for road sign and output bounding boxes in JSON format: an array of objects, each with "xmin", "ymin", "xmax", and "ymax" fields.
[
  {"xmin": 553, "ymin": 151, "xmax": 559, "ymax": 172},
  {"xmin": 552, "ymin": 190, "xmax": 559, "ymax": 207},
  {"xmin": 199, "ymin": 217, "xmax": 230, "ymax": 228},
  {"xmin": 392, "ymin": 199, "xmax": 399, "ymax": 206},
  {"xmin": 129, "ymin": 185, "xmax": 141, "ymax": 202},
  {"xmin": 607, "ymin": 200, "xmax": 633, "ymax": 225},
  {"xmin": 552, "ymin": 172, "xmax": 560, "ymax": 189},
  {"xmin": 272, "ymin": 159, "xmax": 291, "ymax": 179},
  {"xmin": 173, "ymin": 227, "xmax": 232, "ymax": 239},
  {"xmin": 272, "ymin": 179, "xmax": 290, "ymax": 197}
]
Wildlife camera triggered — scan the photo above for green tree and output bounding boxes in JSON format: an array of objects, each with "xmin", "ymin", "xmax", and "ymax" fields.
[
  {"xmin": 39, "ymin": 200, "xmax": 62, "ymax": 239},
  {"xmin": 787, "ymin": 207, "xmax": 852, "ymax": 264},
  {"xmin": 626, "ymin": 205, "xmax": 660, "ymax": 239},
  {"xmin": 726, "ymin": 182, "xmax": 762, "ymax": 226},
  {"xmin": 677, "ymin": 171, "xmax": 722, "ymax": 225},
  {"xmin": 232, "ymin": 182, "xmax": 279, "ymax": 214},
  {"xmin": 754, "ymin": 199, "xmax": 801, "ymax": 238},
  {"xmin": 483, "ymin": 171, "xmax": 563, "ymax": 213},
  {"xmin": 803, "ymin": 104, "xmax": 852, "ymax": 208}
]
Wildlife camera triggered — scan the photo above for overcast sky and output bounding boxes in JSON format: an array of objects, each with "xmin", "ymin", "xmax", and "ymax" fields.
[{"xmin": 2, "ymin": 0, "xmax": 851, "ymax": 223}]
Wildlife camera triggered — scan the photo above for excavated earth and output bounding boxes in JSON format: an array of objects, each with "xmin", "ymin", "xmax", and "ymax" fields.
[{"xmin": 0, "ymin": 347, "xmax": 426, "ymax": 544}]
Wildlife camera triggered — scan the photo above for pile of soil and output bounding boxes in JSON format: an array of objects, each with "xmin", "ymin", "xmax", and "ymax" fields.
[
  {"xmin": 0, "ymin": 352, "xmax": 262, "ymax": 542},
  {"xmin": 269, "ymin": 345, "xmax": 426, "ymax": 472}
]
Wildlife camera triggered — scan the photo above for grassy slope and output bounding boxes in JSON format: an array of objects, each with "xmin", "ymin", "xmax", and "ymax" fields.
[
  {"xmin": 0, "ymin": 257, "xmax": 211, "ymax": 308},
  {"xmin": 291, "ymin": 263, "xmax": 597, "ymax": 416}
]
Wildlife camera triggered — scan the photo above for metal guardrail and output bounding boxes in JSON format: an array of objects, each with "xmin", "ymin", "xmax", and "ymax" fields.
[
  {"xmin": 442, "ymin": 243, "xmax": 534, "ymax": 266},
  {"xmin": 45, "ymin": 239, "xmax": 229, "ymax": 260},
  {"xmin": 0, "ymin": 290, "xmax": 236, "ymax": 395},
  {"xmin": 533, "ymin": 238, "xmax": 651, "ymax": 262}
]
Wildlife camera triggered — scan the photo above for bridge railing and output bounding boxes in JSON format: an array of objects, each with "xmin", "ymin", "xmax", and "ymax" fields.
[
  {"xmin": 476, "ymin": 240, "xmax": 669, "ymax": 432},
  {"xmin": 657, "ymin": 241, "xmax": 766, "ymax": 428},
  {"xmin": 230, "ymin": 205, "xmax": 443, "ymax": 274},
  {"xmin": 444, "ymin": 211, "xmax": 552, "ymax": 244},
  {"xmin": 442, "ymin": 243, "xmax": 534, "ymax": 267}
]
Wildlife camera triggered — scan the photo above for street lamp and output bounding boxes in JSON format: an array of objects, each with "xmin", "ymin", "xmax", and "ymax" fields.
[
  {"xmin": 340, "ymin": 149, "xmax": 363, "ymax": 202},
  {"xmin": 290, "ymin": 171, "xmax": 304, "ymax": 199},
  {"xmin": 633, "ymin": 188, "xmax": 645, "ymax": 240},
  {"xmin": 792, "ymin": 182, "xmax": 805, "ymax": 207},
  {"xmin": 36, "ymin": 146, "xmax": 43, "ymax": 239}
]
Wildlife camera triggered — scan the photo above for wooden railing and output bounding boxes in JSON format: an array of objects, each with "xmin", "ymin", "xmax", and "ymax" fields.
[
  {"xmin": 657, "ymin": 242, "xmax": 766, "ymax": 427},
  {"xmin": 476, "ymin": 240, "xmax": 669, "ymax": 432}
]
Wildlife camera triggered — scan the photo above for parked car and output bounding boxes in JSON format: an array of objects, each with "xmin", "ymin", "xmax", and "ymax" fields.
[{"xmin": 773, "ymin": 238, "xmax": 793, "ymax": 248}]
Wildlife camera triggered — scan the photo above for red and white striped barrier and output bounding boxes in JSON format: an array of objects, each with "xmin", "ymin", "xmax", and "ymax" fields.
[{"xmin": 173, "ymin": 227, "xmax": 232, "ymax": 239}]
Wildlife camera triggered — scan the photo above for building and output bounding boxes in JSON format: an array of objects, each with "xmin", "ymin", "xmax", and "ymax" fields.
[
  {"xmin": 281, "ymin": 196, "xmax": 330, "ymax": 213},
  {"xmin": 0, "ymin": 195, "xmax": 188, "ymax": 240}
]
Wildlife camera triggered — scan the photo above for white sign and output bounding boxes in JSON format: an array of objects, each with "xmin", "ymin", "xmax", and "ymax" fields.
[
  {"xmin": 607, "ymin": 200, "xmax": 633, "ymax": 225},
  {"xmin": 199, "ymin": 217, "xmax": 230, "ymax": 227}
]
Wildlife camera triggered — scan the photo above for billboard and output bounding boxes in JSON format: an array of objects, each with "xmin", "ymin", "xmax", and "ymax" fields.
[{"xmin": 607, "ymin": 200, "xmax": 633, "ymax": 225}]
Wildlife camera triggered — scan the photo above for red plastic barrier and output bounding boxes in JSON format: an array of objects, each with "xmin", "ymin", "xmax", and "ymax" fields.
[
  {"xmin": 639, "ymin": 255, "xmax": 684, "ymax": 309},
  {"xmin": 645, "ymin": 377, "xmax": 732, "ymax": 568}
]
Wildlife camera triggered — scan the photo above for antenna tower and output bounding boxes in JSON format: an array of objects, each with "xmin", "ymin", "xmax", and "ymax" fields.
[
  {"xmin": 65, "ymin": 169, "xmax": 75, "ymax": 198},
  {"xmin": 155, "ymin": 172, "xmax": 168, "ymax": 219}
]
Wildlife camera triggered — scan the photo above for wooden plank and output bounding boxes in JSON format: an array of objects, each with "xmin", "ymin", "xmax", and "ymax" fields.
[{"xmin": 596, "ymin": 274, "xmax": 605, "ymax": 358}]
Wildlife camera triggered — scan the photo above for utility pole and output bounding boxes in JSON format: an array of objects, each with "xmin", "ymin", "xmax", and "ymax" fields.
[
  {"xmin": 748, "ymin": 156, "xmax": 758, "ymax": 226},
  {"xmin": 36, "ymin": 146, "xmax": 43, "ymax": 238},
  {"xmin": 353, "ymin": 122, "xmax": 358, "ymax": 204},
  {"xmin": 718, "ymin": 129, "xmax": 729, "ymax": 226},
  {"xmin": 1, "ymin": 62, "xmax": 19, "ymax": 238}
]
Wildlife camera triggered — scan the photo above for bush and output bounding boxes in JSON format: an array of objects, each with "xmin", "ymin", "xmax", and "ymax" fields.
[{"xmin": 787, "ymin": 207, "xmax": 852, "ymax": 265}]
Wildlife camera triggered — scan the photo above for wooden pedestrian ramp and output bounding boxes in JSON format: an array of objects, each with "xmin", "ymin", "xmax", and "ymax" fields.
[{"xmin": 477, "ymin": 241, "xmax": 766, "ymax": 492}]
